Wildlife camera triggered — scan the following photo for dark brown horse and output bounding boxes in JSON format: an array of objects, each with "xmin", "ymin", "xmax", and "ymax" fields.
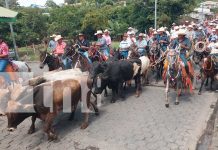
[
  {"xmin": 39, "ymin": 50, "xmax": 62, "ymax": 71},
  {"xmin": 198, "ymin": 56, "xmax": 216, "ymax": 95}
]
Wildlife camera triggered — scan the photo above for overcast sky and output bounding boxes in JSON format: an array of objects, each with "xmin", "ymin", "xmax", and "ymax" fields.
[{"xmin": 18, "ymin": 0, "xmax": 64, "ymax": 6}]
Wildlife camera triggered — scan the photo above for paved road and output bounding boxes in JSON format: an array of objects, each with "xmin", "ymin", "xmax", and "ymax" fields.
[{"xmin": 0, "ymin": 62, "xmax": 217, "ymax": 150}]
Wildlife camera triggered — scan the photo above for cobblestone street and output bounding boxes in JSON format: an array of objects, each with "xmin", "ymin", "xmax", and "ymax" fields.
[{"xmin": 0, "ymin": 80, "xmax": 217, "ymax": 150}]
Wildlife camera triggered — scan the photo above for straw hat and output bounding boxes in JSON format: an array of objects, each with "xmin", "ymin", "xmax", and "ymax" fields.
[
  {"xmin": 128, "ymin": 27, "xmax": 133, "ymax": 30},
  {"xmin": 50, "ymin": 34, "xmax": 57, "ymax": 38},
  {"xmin": 153, "ymin": 31, "xmax": 158, "ymax": 35},
  {"xmin": 157, "ymin": 27, "xmax": 165, "ymax": 32},
  {"xmin": 188, "ymin": 25, "xmax": 193, "ymax": 28},
  {"xmin": 94, "ymin": 30, "xmax": 103, "ymax": 35},
  {"xmin": 78, "ymin": 33, "xmax": 85, "ymax": 36},
  {"xmin": 54, "ymin": 35, "xmax": 63, "ymax": 41},
  {"xmin": 177, "ymin": 29, "xmax": 186, "ymax": 35},
  {"xmin": 174, "ymin": 26, "xmax": 180, "ymax": 30},
  {"xmin": 138, "ymin": 33, "xmax": 144, "ymax": 37},
  {"xmin": 104, "ymin": 29, "xmax": 109, "ymax": 33},
  {"xmin": 172, "ymin": 23, "xmax": 176, "ymax": 26}
]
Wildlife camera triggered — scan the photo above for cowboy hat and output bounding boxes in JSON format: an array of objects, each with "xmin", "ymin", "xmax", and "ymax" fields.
[
  {"xmin": 177, "ymin": 29, "xmax": 186, "ymax": 35},
  {"xmin": 216, "ymin": 26, "xmax": 218, "ymax": 30},
  {"xmin": 188, "ymin": 25, "xmax": 193, "ymax": 28},
  {"xmin": 138, "ymin": 33, "xmax": 144, "ymax": 37},
  {"xmin": 153, "ymin": 31, "xmax": 158, "ymax": 35},
  {"xmin": 128, "ymin": 27, "xmax": 133, "ymax": 30},
  {"xmin": 54, "ymin": 35, "xmax": 63, "ymax": 41},
  {"xmin": 172, "ymin": 23, "xmax": 176, "ymax": 26},
  {"xmin": 78, "ymin": 33, "xmax": 85, "ymax": 36},
  {"xmin": 50, "ymin": 34, "xmax": 57, "ymax": 38},
  {"xmin": 104, "ymin": 29, "xmax": 110, "ymax": 33},
  {"xmin": 157, "ymin": 27, "xmax": 165, "ymax": 32},
  {"xmin": 174, "ymin": 26, "xmax": 180, "ymax": 30},
  {"xmin": 94, "ymin": 30, "xmax": 103, "ymax": 35}
]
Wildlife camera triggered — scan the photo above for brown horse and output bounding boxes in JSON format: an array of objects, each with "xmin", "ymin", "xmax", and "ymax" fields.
[{"xmin": 198, "ymin": 56, "xmax": 216, "ymax": 95}]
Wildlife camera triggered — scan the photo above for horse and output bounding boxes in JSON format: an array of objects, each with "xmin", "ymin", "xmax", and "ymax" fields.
[
  {"xmin": 149, "ymin": 42, "xmax": 164, "ymax": 83},
  {"xmin": 163, "ymin": 50, "xmax": 193, "ymax": 108},
  {"xmin": 198, "ymin": 55, "xmax": 217, "ymax": 95},
  {"xmin": 39, "ymin": 50, "xmax": 62, "ymax": 71}
]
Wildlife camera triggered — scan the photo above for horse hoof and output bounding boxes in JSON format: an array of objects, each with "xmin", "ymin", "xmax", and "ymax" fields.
[
  {"xmin": 165, "ymin": 104, "xmax": 169, "ymax": 108},
  {"xmin": 48, "ymin": 132, "xmax": 58, "ymax": 141},
  {"xmin": 80, "ymin": 122, "xmax": 88, "ymax": 129},
  {"xmin": 111, "ymin": 100, "xmax": 116, "ymax": 103},
  {"xmin": 27, "ymin": 128, "xmax": 35, "ymax": 134},
  {"xmin": 175, "ymin": 102, "xmax": 179, "ymax": 105}
]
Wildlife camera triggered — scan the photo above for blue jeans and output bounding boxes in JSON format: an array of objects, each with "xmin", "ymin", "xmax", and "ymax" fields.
[
  {"xmin": 62, "ymin": 57, "xmax": 72, "ymax": 70},
  {"xmin": 101, "ymin": 49, "xmax": 110, "ymax": 57},
  {"xmin": 120, "ymin": 51, "xmax": 129, "ymax": 59},
  {"xmin": 0, "ymin": 59, "xmax": 11, "ymax": 84},
  {"xmin": 180, "ymin": 53, "xmax": 188, "ymax": 67},
  {"xmin": 79, "ymin": 51, "xmax": 92, "ymax": 64}
]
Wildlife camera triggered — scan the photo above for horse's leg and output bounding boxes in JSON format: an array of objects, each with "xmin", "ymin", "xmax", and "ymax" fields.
[
  {"xmin": 165, "ymin": 78, "xmax": 170, "ymax": 108},
  {"xmin": 198, "ymin": 74, "xmax": 205, "ymax": 95},
  {"xmin": 175, "ymin": 79, "xmax": 182, "ymax": 105},
  {"xmin": 210, "ymin": 76, "xmax": 214, "ymax": 91},
  {"xmin": 205, "ymin": 77, "xmax": 209, "ymax": 87}
]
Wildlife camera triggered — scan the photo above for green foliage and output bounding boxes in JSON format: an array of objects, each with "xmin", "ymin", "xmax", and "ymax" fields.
[{"xmin": 0, "ymin": 0, "xmax": 202, "ymax": 48}]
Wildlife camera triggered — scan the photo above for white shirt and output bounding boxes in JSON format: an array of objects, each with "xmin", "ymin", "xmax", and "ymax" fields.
[{"xmin": 119, "ymin": 40, "xmax": 131, "ymax": 51}]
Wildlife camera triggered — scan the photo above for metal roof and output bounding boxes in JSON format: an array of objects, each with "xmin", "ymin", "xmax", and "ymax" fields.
[{"xmin": 0, "ymin": 7, "xmax": 18, "ymax": 18}]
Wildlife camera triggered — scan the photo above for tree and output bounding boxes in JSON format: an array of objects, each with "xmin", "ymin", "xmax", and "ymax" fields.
[
  {"xmin": 45, "ymin": 0, "xmax": 59, "ymax": 8},
  {"xmin": 0, "ymin": 0, "xmax": 19, "ymax": 8}
]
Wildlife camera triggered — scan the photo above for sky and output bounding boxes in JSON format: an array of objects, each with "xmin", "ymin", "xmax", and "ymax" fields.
[{"xmin": 18, "ymin": 0, "xmax": 64, "ymax": 7}]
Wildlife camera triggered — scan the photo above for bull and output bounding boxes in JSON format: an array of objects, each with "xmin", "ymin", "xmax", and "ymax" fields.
[{"xmin": 5, "ymin": 79, "xmax": 98, "ymax": 141}]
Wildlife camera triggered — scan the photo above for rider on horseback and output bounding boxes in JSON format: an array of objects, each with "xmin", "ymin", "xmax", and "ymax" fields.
[
  {"xmin": 172, "ymin": 29, "xmax": 192, "ymax": 77},
  {"xmin": 75, "ymin": 33, "xmax": 92, "ymax": 63},
  {"xmin": 53, "ymin": 35, "xmax": 67, "ymax": 69},
  {"xmin": 0, "ymin": 35, "xmax": 11, "ymax": 83},
  {"xmin": 157, "ymin": 27, "xmax": 169, "ymax": 53},
  {"xmin": 95, "ymin": 30, "xmax": 109, "ymax": 58},
  {"xmin": 136, "ymin": 33, "xmax": 147, "ymax": 56}
]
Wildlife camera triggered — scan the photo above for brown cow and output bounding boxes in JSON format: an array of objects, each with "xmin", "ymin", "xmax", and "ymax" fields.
[{"xmin": 6, "ymin": 79, "xmax": 98, "ymax": 141}]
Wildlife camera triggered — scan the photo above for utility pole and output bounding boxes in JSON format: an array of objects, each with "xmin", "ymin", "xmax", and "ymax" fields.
[
  {"xmin": 154, "ymin": 0, "xmax": 157, "ymax": 30},
  {"xmin": 5, "ymin": 0, "xmax": 19, "ymax": 60}
]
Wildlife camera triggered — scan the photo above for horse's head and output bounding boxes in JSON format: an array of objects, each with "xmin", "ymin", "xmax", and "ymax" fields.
[
  {"xmin": 150, "ymin": 43, "xmax": 160, "ymax": 56},
  {"xmin": 39, "ymin": 50, "xmax": 50, "ymax": 69},
  {"xmin": 167, "ymin": 50, "xmax": 178, "ymax": 68},
  {"xmin": 203, "ymin": 56, "xmax": 213, "ymax": 70}
]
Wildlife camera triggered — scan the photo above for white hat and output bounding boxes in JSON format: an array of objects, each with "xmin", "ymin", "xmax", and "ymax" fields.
[
  {"xmin": 177, "ymin": 29, "xmax": 186, "ymax": 35},
  {"xmin": 188, "ymin": 25, "xmax": 193, "ymax": 28},
  {"xmin": 50, "ymin": 34, "xmax": 57, "ymax": 38},
  {"xmin": 157, "ymin": 27, "xmax": 165, "ymax": 32},
  {"xmin": 216, "ymin": 26, "xmax": 218, "ymax": 30},
  {"xmin": 54, "ymin": 35, "xmax": 63, "ymax": 41},
  {"xmin": 198, "ymin": 27, "xmax": 203, "ymax": 30},
  {"xmin": 129, "ymin": 31, "xmax": 135, "ymax": 35},
  {"xmin": 174, "ymin": 26, "xmax": 180, "ymax": 30},
  {"xmin": 138, "ymin": 33, "xmax": 144, "ymax": 37},
  {"xmin": 171, "ymin": 34, "xmax": 178, "ymax": 39},
  {"xmin": 153, "ymin": 31, "xmax": 158, "ymax": 34},
  {"xmin": 128, "ymin": 27, "xmax": 133, "ymax": 30},
  {"xmin": 94, "ymin": 30, "xmax": 103, "ymax": 35},
  {"xmin": 104, "ymin": 29, "xmax": 109, "ymax": 33}
]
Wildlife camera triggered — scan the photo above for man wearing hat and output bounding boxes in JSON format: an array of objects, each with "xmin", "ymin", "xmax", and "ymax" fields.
[
  {"xmin": 103, "ymin": 29, "xmax": 112, "ymax": 47},
  {"xmin": 127, "ymin": 31, "xmax": 136, "ymax": 47},
  {"xmin": 172, "ymin": 29, "xmax": 192, "ymax": 76},
  {"xmin": 136, "ymin": 33, "xmax": 147, "ymax": 56},
  {"xmin": 48, "ymin": 34, "xmax": 56, "ymax": 52},
  {"xmin": 75, "ymin": 33, "xmax": 91, "ymax": 63},
  {"xmin": 157, "ymin": 27, "xmax": 169, "ymax": 52},
  {"xmin": 209, "ymin": 29, "xmax": 218, "ymax": 43},
  {"xmin": 119, "ymin": 33, "xmax": 131, "ymax": 59},
  {"xmin": 127, "ymin": 27, "xmax": 135, "ymax": 36},
  {"xmin": 193, "ymin": 27, "xmax": 206, "ymax": 43},
  {"xmin": 186, "ymin": 25, "xmax": 194, "ymax": 41},
  {"xmin": 95, "ymin": 30, "xmax": 109, "ymax": 57}
]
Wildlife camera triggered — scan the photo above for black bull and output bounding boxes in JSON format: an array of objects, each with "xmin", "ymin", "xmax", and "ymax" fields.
[{"xmin": 90, "ymin": 59, "xmax": 142, "ymax": 103}]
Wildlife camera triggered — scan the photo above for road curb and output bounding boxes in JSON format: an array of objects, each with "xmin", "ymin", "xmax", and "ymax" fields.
[{"xmin": 196, "ymin": 97, "xmax": 218, "ymax": 150}]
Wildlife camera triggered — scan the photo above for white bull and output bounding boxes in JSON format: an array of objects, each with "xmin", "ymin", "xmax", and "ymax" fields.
[{"xmin": 139, "ymin": 56, "xmax": 150, "ymax": 85}]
